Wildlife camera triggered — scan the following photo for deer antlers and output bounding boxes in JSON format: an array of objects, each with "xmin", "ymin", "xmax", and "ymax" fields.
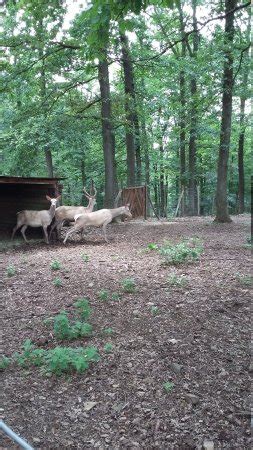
[{"xmin": 83, "ymin": 185, "xmax": 97, "ymax": 199}]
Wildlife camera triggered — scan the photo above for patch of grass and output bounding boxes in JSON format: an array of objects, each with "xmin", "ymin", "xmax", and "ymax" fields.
[
  {"xmin": 236, "ymin": 273, "xmax": 253, "ymax": 286},
  {"xmin": 163, "ymin": 381, "xmax": 174, "ymax": 393},
  {"xmin": 104, "ymin": 343, "xmax": 114, "ymax": 353},
  {"xmin": 121, "ymin": 278, "xmax": 136, "ymax": 293},
  {"xmin": 0, "ymin": 356, "xmax": 11, "ymax": 370},
  {"xmin": 74, "ymin": 298, "xmax": 91, "ymax": 320},
  {"xmin": 167, "ymin": 273, "xmax": 188, "ymax": 287},
  {"xmin": 150, "ymin": 305, "xmax": 159, "ymax": 315},
  {"xmin": 6, "ymin": 264, "xmax": 16, "ymax": 277},
  {"xmin": 50, "ymin": 260, "xmax": 61, "ymax": 270},
  {"xmin": 98, "ymin": 289, "xmax": 109, "ymax": 301},
  {"xmin": 81, "ymin": 253, "xmax": 90, "ymax": 262},
  {"xmin": 159, "ymin": 239, "xmax": 203, "ymax": 265},
  {"xmin": 53, "ymin": 277, "xmax": 62, "ymax": 287}
]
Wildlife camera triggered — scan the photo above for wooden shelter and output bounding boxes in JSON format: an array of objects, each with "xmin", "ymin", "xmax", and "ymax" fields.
[
  {"xmin": 0, "ymin": 176, "xmax": 63, "ymax": 235},
  {"xmin": 121, "ymin": 186, "xmax": 147, "ymax": 219}
]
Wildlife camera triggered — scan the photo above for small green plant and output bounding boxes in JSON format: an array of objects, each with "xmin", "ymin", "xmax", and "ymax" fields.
[
  {"xmin": 53, "ymin": 277, "xmax": 62, "ymax": 287},
  {"xmin": 13, "ymin": 341, "xmax": 99, "ymax": 376},
  {"xmin": 146, "ymin": 243, "xmax": 158, "ymax": 251},
  {"xmin": 111, "ymin": 292, "xmax": 121, "ymax": 301},
  {"xmin": 159, "ymin": 239, "xmax": 203, "ymax": 265},
  {"xmin": 167, "ymin": 273, "xmax": 188, "ymax": 287},
  {"xmin": 50, "ymin": 260, "xmax": 61, "ymax": 270},
  {"xmin": 6, "ymin": 264, "xmax": 16, "ymax": 277},
  {"xmin": 0, "ymin": 356, "xmax": 11, "ymax": 370},
  {"xmin": 53, "ymin": 311, "xmax": 93, "ymax": 340},
  {"xmin": 81, "ymin": 253, "xmax": 89, "ymax": 262},
  {"xmin": 74, "ymin": 298, "xmax": 91, "ymax": 320},
  {"xmin": 121, "ymin": 278, "xmax": 136, "ymax": 293},
  {"xmin": 163, "ymin": 381, "xmax": 174, "ymax": 393},
  {"xmin": 151, "ymin": 305, "xmax": 159, "ymax": 315},
  {"xmin": 236, "ymin": 273, "xmax": 253, "ymax": 286},
  {"xmin": 54, "ymin": 311, "xmax": 70, "ymax": 340},
  {"xmin": 103, "ymin": 327, "xmax": 113, "ymax": 335},
  {"xmin": 104, "ymin": 343, "xmax": 114, "ymax": 353},
  {"xmin": 98, "ymin": 289, "xmax": 109, "ymax": 301}
]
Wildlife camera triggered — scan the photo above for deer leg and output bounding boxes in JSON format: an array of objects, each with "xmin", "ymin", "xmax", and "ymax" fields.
[
  {"xmin": 49, "ymin": 221, "xmax": 56, "ymax": 240},
  {"xmin": 43, "ymin": 226, "xmax": 49, "ymax": 244},
  {"xmin": 21, "ymin": 225, "xmax": 28, "ymax": 242},
  {"xmin": 102, "ymin": 221, "xmax": 111, "ymax": 243},
  {"xmin": 63, "ymin": 225, "xmax": 81, "ymax": 244},
  {"xmin": 56, "ymin": 221, "xmax": 63, "ymax": 239},
  {"xmin": 11, "ymin": 224, "xmax": 21, "ymax": 240}
]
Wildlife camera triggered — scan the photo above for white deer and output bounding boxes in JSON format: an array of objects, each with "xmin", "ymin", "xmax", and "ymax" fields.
[
  {"xmin": 49, "ymin": 186, "xmax": 97, "ymax": 239},
  {"xmin": 63, "ymin": 205, "xmax": 132, "ymax": 244},
  {"xmin": 11, "ymin": 195, "xmax": 61, "ymax": 244}
]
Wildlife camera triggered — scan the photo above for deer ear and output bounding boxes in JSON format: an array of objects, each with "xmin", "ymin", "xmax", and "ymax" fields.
[
  {"xmin": 126, "ymin": 203, "xmax": 130, "ymax": 209},
  {"xmin": 46, "ymin": 195, "xmax": 51, "ymax": 201},
  {"xmin": 57, "ymin": 195, "xmax": 61, "ymax": 200}
]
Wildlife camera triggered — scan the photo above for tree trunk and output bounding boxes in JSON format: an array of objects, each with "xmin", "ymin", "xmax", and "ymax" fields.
[
  {"xmin": 188, "ymin": 0, "xmax": 198, "ymax": 216},
  {"xmin": 120, "ymin": 29, "xmax": 141, "ymax": 186},
  {"xmin": 215, "ymin": 0, "xmax": 237, "ymax": 222},
  {"xmin": 98, "ymin": 53, "xmax": 118, "ymax": 208},
  {"xmin": 159, "ymin": 143, "xmax": 166, "ymax": 217},
  {"xmin": 178, "ymin": 0, "xmax": 186, "ymax": 216},
  {"xmin": 45, "ymin": 146, "xmax": 53, "ymax": 178},
  {"xmin": 237, "ymin": 96, "xmax": 245, "ymax": 213}
]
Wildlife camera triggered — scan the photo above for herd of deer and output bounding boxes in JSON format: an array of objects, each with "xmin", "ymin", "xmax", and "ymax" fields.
[{"xmin": 11, "ymin": 187, "xmax": 132, "ymax": 245}]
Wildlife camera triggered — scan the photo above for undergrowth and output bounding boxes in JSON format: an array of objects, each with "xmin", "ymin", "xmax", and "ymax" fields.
[{"xmin": 159, "ymin": 239, "xmax": 203, "ymax": 265}]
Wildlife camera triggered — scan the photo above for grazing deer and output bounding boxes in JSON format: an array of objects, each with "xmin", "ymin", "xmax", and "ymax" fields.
[
  {"xmin": 63, "ymin": 205, "xmax": 132, "ymax": 244},
  {"xmin": 49, "ymin": 186, "xmax": 97, "ymax": 239},
  {"xmin": 11, "ymin": 195, "xmax": 61, "ymax": 244}
]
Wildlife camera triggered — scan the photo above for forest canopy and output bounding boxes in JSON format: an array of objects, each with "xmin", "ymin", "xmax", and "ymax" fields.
[{"xmin": 1, "ymin": 0, "xmax": 251, "ymax": 220}]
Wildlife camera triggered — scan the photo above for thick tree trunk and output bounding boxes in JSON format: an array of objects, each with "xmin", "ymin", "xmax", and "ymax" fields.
[
  {"xmin": 159, "ymin": 143, "xmax": 166, "ymax": 217},
  {"xmin": 215, "ymin": 0, "xmax": 237, "ymax": 222},
  {"xmin": 45, "ymin": 146, "xmax": 53, "ymax": 178},
  {"xmin": 188, "ymin": 0, "xmax": 198, "ymax": 216},
  {"xmin": 120, "ymin": 30, "xmax": 141, "ymax": 186},
  {"xmin": 178, "ymin": 0, "xmax": 186, "ymax": 216},
  {"xmin": 98, "ymin": 54, "xmax": 118, "ymax": 208},
  {"xmin": 238, "ymin": 96, "xmax": 245, "ymax": 213}
]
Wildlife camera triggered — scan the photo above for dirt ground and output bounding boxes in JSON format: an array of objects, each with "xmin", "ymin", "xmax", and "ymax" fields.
[{"xmin": 1, "ymin": 215, "xmax": 252, "ymax": 449}]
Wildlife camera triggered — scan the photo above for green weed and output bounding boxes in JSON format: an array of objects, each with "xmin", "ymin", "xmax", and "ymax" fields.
[
  {"xmin": 104, "ymin": 343, "xmax": 114, "ymax": 353},
  {"xmin": 163, "ymin": 381, "xmax": 174, "ymax": 393},
  {"xmin": 111, "ymin": 292, "xmax": 121, "ymax": 301},
  {"xmin": 50, "ymin": 260, "xmax": 61, "ymax": 270},
  {"xmin": 98, "ymin": 289, "xmax": 109, "ymax": 301},
  {"xmin": 81, "ymin": 253, "xmax": 90, "ymax": 262},
  {"xmin": 0, "ymin": 356, "xmax": 11, "ymax": 370},
  {"xmin": 236, "ymin": 273, "xmax": 253, "ymax": 286},
  {"xmin": 6, "ymin": 264, "xmax": 16, "ymax": 277},
  {"xmin": 146, "ymin": 243, "xmax": 158, "ymax": 251},
  {"xmin": 74, "ymin": 298, "xmax": 91, "ymax": 320},
  {"xmin": 53, "ymin": 277, "xmax": 62, "ymax": 287},
  {"xmin": 53, "ymin": 311, "xmax": 92, "ymax": 340},
  {"xmin": 121, "ymin": 278, "xmax": 136, "ymax": 293},
  {"xmin": 159, "ymin": 239, "xmax": 203, "ymax": 265},
  {"xmin": 151, "ymin": 305, "xmax": 159, "ymax": 315},
  {"xmin": 103, "ymin": 327, "xmax": 113, "ymax": 335},
  {"xmin": 167, "ymin": 273, "xmax": 188, "ymax": 287}
]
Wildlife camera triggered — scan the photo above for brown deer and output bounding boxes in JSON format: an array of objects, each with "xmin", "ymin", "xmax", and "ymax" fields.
[
  {"xmin": 49, "ymin": 186, "xmax": 97, "ymax": 239},
  {"xmin": 63, "ymin": 205, "xmax": 132, "ymax": 244},
  {"xmin": 11, "ymin": 195, "xmax": 61, "ymax": 244}
]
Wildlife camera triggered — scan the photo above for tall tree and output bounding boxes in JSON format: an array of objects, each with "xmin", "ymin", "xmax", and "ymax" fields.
[
  {"xmin": 215, "ymin": 0, "xmax": 237, "ymax": 222},
  {"xmin": 119, "ymin": 28, "xmax": 141, "ymax": 186}
]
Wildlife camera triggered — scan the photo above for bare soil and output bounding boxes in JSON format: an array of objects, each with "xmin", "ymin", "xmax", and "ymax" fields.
[{"xmin": 1, "ymin": 215, "xmax": 252, "ymax": 449}]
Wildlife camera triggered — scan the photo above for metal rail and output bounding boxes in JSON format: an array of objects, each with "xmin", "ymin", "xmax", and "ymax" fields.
[{"xmin": 0, "ymin": 420, "xmax": 34, "ymax": 450}]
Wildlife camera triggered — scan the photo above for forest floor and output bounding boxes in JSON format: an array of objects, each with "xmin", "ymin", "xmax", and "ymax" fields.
[{"xmin": 1, "ymin": 215, "xmax": 252, "ymax": 449}]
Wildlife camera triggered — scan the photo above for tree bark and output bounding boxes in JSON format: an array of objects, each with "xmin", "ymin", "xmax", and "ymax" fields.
[
  {"xmin": 120, "ymin": 29, "xmax": 141, "ymax": 186},
  {"xmin": 98, "ymin": 52, "xmax": 118, "ymax": 208},
  {"xmin": 215, "ymin": 0, "xmax": 237, "ymax": 222},
  {"xmin": 188, "ymin": 0, "xmax": 198, "ymax": 216},
  {"xmin": 178, "ymin": 0, "xmax": 186, "ymax": 216},
  {"xmin": 237, "ymin": 96, "xmax": 245, "ymax": 213}
]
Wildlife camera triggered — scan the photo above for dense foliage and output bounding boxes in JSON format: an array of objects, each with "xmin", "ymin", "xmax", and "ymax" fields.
[{"xmin": 1, "ymin": 0, "xmax": 251, "ymax": 216}]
